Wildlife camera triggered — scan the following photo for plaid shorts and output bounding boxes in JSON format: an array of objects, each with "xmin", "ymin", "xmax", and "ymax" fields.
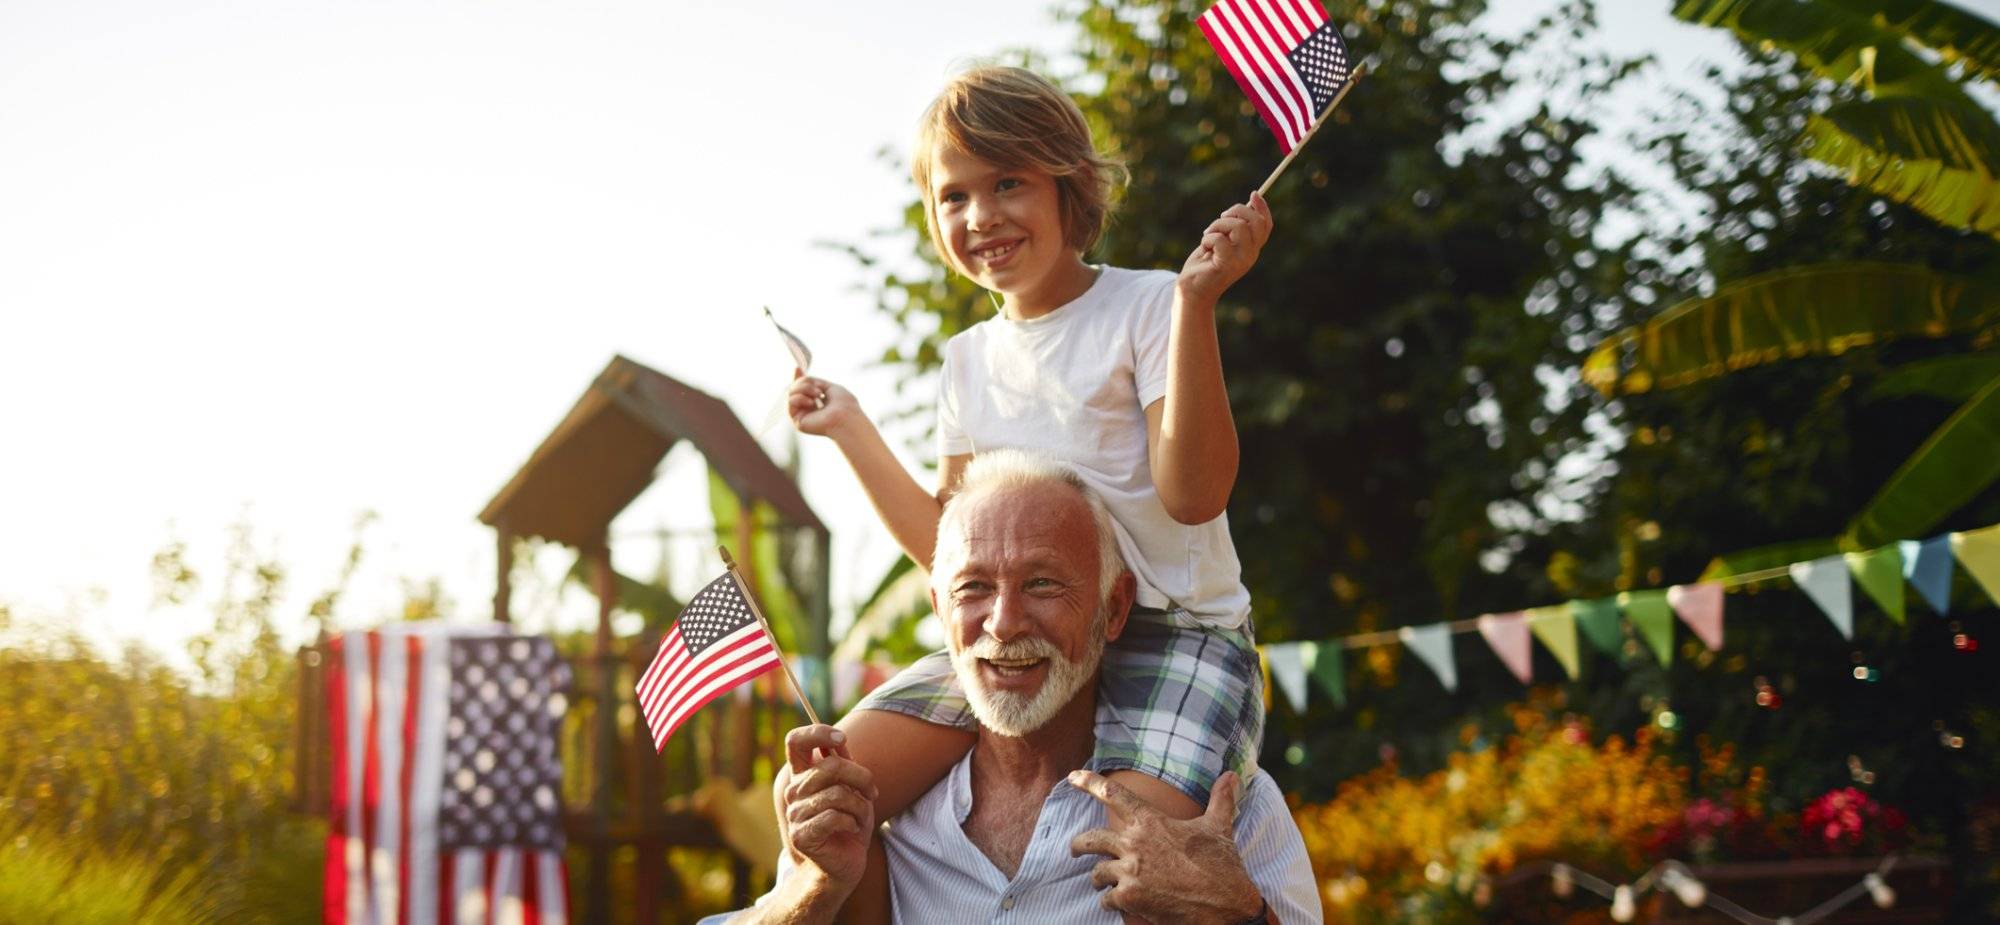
[{"xmin": 852, "ymin": 607, "xmax": 1264, "ymax": 804}]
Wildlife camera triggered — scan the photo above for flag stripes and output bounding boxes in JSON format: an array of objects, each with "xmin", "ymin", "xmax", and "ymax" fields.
[
  {"xmin": 636, "ymin": 619, "xmax": 780, "ymax": 749},
  {"xmin": 1198, "ymin": 0, "xmax": 1352, "ymax": 154},
  {"xmin": 325, "ymin": 627, "xmax": 570, "ymax": 925}
]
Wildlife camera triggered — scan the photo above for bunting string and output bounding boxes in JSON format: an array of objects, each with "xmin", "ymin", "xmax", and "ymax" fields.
[
  {"xmin": 1324, "ymin": 560, "xmax": 1802, "ymax": 652},
  {"xmin": 1253, "ymin": 521, "xmax": 2000, "ymax": 709},
  {"xmin": 1490, "ymin": 855, "xmax": 1904, "ymax": 925}
]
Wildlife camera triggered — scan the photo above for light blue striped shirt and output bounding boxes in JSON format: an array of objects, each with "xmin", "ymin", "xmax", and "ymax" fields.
[{"xmin": 711, "ymin": 706, "xmax": 1321, "ymax": 924}]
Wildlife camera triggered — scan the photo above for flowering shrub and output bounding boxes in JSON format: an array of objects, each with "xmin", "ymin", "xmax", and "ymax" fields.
[
  {"xmin": 1292, "ymin": 707, "xmax": 1928, "ymax": 922},
  {"xmin": 1800, "ymin": 787, "xmax": 1910, "ymax": 856},
  {"xmin": 1293, "ymin": 707, "xmax": 1686, "ymax": 923}
]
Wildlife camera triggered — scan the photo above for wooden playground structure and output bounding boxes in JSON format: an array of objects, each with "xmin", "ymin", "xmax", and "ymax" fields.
[{"xmin": 297, "ymin": 355, "xmax": 830, "ymax": 923}]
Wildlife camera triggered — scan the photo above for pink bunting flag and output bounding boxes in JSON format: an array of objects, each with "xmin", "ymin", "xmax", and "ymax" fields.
[
  {"xmin": 1477, "ymin": 612, "xmax": 1534, "ymax": 685},
  {"xmin": 1667, "ymin": 582, "xmax": 1725, "ymax": 651}
]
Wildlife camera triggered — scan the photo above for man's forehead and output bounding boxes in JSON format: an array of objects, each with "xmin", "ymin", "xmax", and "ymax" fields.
[{"xmin": 948, "ymin": 483, "xmax": 1095, "ymax": 569}]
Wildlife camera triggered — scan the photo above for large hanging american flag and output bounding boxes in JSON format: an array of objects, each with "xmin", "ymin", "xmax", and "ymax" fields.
[
  {"xmin": 324, "ymin": 625, "xmax": 571, "ymax": 925},
  {"xmin": 1198, "ymin": 0, "xmax": 1356, "ymax": 153},
  {"xmin": 636, "ymin": 571, "xmax": 782, "ymax": 751}
]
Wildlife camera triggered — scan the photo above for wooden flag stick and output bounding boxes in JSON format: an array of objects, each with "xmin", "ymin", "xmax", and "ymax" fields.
[
  {"xmin": 718, "ymin": 545, "xmax": 822, "ymax": 726},
  {"xmin": 1256, "ymin": 63, "xmax": 1368, "ymax": 199}
]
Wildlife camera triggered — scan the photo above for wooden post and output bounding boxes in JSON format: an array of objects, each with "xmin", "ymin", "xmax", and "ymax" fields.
[
  {"xmin": 632, "ymin": 628, "xmax": 661, "ymax": 924},
  {"xmin": 585, "ymin": 540, "xmax": 617, "ymax": 925},
  {"xmin": 730, "ymin": 495, "xmax": 757, "ymax": 906},
  {"xmin": 494, "ymin": 528, "xmax": 514, "ymax": 624}
]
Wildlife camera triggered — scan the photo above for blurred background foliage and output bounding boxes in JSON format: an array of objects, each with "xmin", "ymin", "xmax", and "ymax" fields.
[
  {"xmin": 846, "ymin": 0, "xmax": 2000, "ymax": 917},
  {"xmin": 1, "ymin": 523, "xmax": 329, "ymax": 923}
]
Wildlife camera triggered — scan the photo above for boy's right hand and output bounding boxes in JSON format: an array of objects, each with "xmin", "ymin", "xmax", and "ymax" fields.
[{"xmin": 788, "ymin": 370, "xmax": 862, "ymax": 439}]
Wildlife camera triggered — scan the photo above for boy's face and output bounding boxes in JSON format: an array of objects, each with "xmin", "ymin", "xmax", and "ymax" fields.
[{"xmin": 929, "ymin": 145, "xmax": 1074, "ymax": 300}]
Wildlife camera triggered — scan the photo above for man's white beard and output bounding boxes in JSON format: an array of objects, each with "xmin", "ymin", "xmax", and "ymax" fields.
[{"xmin": 951, "ymin": 608, "xmax": 1106, "ymax": 738}]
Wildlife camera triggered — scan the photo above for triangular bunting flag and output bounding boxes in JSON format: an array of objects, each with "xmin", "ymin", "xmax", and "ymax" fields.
[
  {"xmin": 1952, "ymin": 525, "xmax": 2000, "ymax": 606},
  {"xmin": 1900, "ymin": 536, "xmax": 1954, "ymax": 616},
  {"xmin": 1305, "ymin": 642, "xmax": 1345, "ymax": 708},
  {"xmin": 1527, "ymin": 605, "xmax": 1580, "ymax": 680},
  {"xmin": 1791, "ymin": 555, "xmax": 1854, "ymax": 639},
  {"xmin": 1399, "ymin": 623, "xmax": 1458, "ymax": 692},
  {"xmin": 1621, "ymin": 590, "xmax": 1675, "ymax": 668},
  {"xmin": 1266, "ymin": 642, "xmax": 1310, "ymax": 712},
  {"xmin": 1572, "ymin": 597, "xmax": 1624, "ymax": 656},
  {"xmin": 1477, "ymin": 612, "xmax": 1534, "ymax": 685},
  {"xmin": 1667, "ymin": 582, "xmax": 1725, "ymax": 651},
  {"xmin": 1846, "ymin": 547, "xmax": 1905, "ymax": 625}
]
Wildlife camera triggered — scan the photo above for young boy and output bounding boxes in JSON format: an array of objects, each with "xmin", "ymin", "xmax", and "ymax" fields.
[{"xmin": 787, "ymin": 64, "xmax": 1272, "ymax": 913}]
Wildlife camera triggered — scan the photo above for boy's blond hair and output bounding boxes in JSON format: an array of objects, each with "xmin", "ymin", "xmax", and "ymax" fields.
[{"xmin": 912, "ymin": 66, "xmax": 1128, "ymax": 268}]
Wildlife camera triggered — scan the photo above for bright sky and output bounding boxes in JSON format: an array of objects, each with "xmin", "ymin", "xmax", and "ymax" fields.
[{"xmin": 5, "ymin": 1, "xmax": 1992, "ymax": 666}]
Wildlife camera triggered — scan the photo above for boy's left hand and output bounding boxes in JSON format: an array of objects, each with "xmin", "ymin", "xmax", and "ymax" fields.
[{"xmin": 1176, "ymin": 192, "xmax": 1273, "ymax": 307}]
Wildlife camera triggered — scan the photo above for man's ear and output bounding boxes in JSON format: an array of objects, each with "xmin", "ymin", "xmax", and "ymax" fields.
[{"xmin": 1102, "ymin": 571, "xmax": 1137, "ymax": 643}]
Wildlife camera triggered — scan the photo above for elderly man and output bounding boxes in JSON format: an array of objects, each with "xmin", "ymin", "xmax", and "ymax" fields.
[{"xmin": 719, "ymin": 450, "xmax": 1320, "ymax": 924}]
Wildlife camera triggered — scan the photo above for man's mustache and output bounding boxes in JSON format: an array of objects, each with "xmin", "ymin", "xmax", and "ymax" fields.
[{"xmin": 961, "ymin": 635, "xmax": 1061, "ymax": 662}]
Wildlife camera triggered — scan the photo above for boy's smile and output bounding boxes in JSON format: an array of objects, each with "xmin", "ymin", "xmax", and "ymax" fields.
[{"xmin": 929, "ymin": 144, "xmax": 1097, "ymax": 320}]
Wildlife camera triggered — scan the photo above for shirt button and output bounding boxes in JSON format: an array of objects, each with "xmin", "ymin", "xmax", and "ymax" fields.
[{"xmin": 1001, "ymin": 896, "xmax": 1015, "ymax": 911}]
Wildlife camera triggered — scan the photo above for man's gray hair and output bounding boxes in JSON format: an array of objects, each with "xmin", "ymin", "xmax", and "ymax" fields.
[{"xmin": 931, "ymin": 449, "xmax": 1126, "ymax": 602}]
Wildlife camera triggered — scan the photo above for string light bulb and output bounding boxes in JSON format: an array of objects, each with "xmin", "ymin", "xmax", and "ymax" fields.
[
  {"xmin": 1662, "ymin": 867, "xmax": 1707, "ymax": 907},
  {"xmin": 1865, "ymin": 873, "xmax": 1896, "ymax": 909},
  {"xmin": 1611, "ymin": 885, "xmax": 1635, "ymax": 922},
  {"xmin": 1551, "ymin": 863, "xmax": 1574, "ymax": 898}
]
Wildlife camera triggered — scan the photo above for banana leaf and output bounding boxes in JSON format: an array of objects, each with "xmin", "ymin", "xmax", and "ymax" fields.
[
  {"xmin": 708, "ymin": 467, "xmax": 808, "ymax": 654},
  {"xmin": 1842, "ymin": 374, "xmax": 2000, "ymax": 547},
  {"xmin": 1805, "ymin": 97, "xmax": 2000, "ymax": 238},
  {"xmin": 1584, "ymin": 263, "xmax": 2000, "ymax": 395},
  {"xmin": 1825, "ymin": 0, "xmax": 2000, "ymax": 83},
  {"xmin": 1701, "ymin": 536, "xmax": 1843, "ymax": 582},
  {"xmin": 562, "ymin": 556, "xmax": 685, "ymax": 631},
  {"xmin": 1868, "ymin": 349, "xmax": 2000, "ymax": 400},
  {"xmin": 832, "ymin": 556, "xmax": 936, "ymax": 665},
  {"xmin": 1673, "ymin": 0, "xmax": 1976, "ymax": 103}
]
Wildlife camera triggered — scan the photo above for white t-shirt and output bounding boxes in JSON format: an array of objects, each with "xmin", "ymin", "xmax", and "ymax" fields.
[{"xmin": 936, "ymin": 266, "xmax": 1252, "ymax": 629}]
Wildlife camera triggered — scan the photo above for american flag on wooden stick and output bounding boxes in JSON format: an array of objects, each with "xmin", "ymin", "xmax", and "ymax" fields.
[
  {"xmin": 1198, "ymin": 0, "xmax": 1356, "ymax": 153},
  {"xmin": 324, "ymin": 625, "xmax": 571, "ymax": 925},
  {"xmin": 636, "ymin": 570, "xmax": 783, "ymax": 750}
]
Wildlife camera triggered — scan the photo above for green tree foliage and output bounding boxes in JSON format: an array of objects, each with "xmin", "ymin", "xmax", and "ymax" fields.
[{"xmin": 851, "ymin": 0, "xmax": 1669, "ymax": 774}]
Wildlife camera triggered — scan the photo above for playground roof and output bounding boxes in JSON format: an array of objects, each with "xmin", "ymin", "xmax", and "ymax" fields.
[{"xmin": 478, "ymin": 355, "xmax": 823, "ymax": 547}]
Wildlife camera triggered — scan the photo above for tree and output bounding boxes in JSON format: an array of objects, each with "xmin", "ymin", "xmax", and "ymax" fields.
[{"xmin": 851, "ymin": 0, "xmax": 1668, "ymax": 779}]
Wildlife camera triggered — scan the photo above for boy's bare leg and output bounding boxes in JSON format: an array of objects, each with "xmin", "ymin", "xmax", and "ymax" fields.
[
  {"xmin": 1103, "ymin": 771, "xmax": 1201, "ymax": 925},
  {"xmin": 828, "ymin": 711, "xmax": 975, "ymax": 923}
]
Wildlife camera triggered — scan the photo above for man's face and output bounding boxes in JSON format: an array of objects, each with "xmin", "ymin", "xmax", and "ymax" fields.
[{"xmin": 933, "ymin": 481, "xmax": 1127, "ymax": 737}]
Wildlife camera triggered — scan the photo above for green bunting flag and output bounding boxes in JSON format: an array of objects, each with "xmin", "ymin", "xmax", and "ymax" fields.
[
  {"xmin": 1954, "ymin": 524, "xmax": 2000, "ymax": 605},
  {"xmin": 1527, "ymin": 605, "xmax": 1581, "ymax": 680},
  {"xmin": 1621, "ymin": 589, "xmax": 1675, "ymax": 668},
  {"xmin": 1304, "ymin": 641, "xmax": 1345, "ymax": 709},
  {"xmin": 1846, "ymin": 547, "xmax": 1905, "ymax": 624},
  {"xmin": 1572, "ymin": 597, "xmax": 1624, "ymax": 656}
]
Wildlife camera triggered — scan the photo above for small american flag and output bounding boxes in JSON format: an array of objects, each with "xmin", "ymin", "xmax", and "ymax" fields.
[
  {"xmin": 324, "ymin": 625, "xmax": 571, "ymax": 925},
  {"xmin": 636, "ymin": 571, "xmax": 782, "ymax": 750},
  {"xmin": 1198, "ymin": 0, "xmax": 1356, "ymax": 153}
]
